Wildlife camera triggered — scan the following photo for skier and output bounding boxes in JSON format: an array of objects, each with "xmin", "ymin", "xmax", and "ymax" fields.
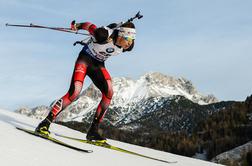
[{"xmin": 35, "ymin": 20, "xmax": 136, "ymax": 142}]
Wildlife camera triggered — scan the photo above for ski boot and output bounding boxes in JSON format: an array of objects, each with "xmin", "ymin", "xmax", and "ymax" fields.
[
  {"xmin": 86, "ymin": 122, "xmax": 106, "ymax": 143},
  {"xmin": 35, "ymin": 112, "xmax": 53, "ymax": 136}
]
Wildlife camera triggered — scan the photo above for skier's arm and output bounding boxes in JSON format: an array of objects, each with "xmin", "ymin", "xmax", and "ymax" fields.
[
  {"xmin": 71, "ymin": 21, "xmax": 97, "ymax": 35},
  {"xmin": 93, "ymin": 27, "xmax": 109, "ymax": 43},
  {"xmin": 92, "ymin": 23, "xmax": 118, "ymax": 43},
  {"xmin": 71, "ymin": 21, "xmax": 110, "ymax": 43}
]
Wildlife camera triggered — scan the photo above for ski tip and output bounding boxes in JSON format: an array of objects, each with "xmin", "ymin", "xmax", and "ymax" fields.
[{"xmin": 87, "ymin": 150, "xmax": 93, "ymax": 153}]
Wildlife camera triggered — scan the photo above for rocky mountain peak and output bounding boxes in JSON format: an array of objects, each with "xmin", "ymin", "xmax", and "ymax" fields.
[{"xmin": 142, "ymin": 72, "xmax": 177, "ymax": 85}]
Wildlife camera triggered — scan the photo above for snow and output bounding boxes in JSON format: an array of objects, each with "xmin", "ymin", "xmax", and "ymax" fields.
[
  {"xmin": 211, "ymin": 141, "xmax": 252, "ymax": 163},
  {"xmin": 0, "ymin": 109, "xmax": 223, "ymax": 166}
]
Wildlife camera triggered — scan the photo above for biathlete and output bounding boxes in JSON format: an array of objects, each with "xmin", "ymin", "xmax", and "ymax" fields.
[{"xmin": 35, "ymin": 19, "xmax": 137, "ymax": 142}]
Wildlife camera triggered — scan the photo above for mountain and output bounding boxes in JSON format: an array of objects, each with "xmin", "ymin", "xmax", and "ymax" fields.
[
  {"xmin": 16, "ymin": 72, "xmax": 219, "ymax": 130},
  {"xmin": 0, "ymin": 109, "xmax": 223, "ymax": 166}
]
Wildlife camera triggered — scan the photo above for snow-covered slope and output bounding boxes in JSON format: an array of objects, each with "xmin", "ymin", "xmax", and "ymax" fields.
[{"xmin": 0, "ymin": 109, "xmax": 223, "ymax": 166}]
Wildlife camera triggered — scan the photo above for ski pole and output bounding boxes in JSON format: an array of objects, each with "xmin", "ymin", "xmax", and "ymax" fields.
[
  {"xmin": 127, "ymin": 11, "xmax": 143, "ymax": 22},
  {"xmin": 114, "ymin": 11, "xmax": 143, "ymax": 29},
  {"xmin": 5, "ymin": 23, "xmax": 90, "ymax": 36}
]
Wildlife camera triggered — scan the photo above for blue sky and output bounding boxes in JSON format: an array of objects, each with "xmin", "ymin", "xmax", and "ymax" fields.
[{"xmin": 0, "ymin": 0, "xmax": 252, "ymax": 110}]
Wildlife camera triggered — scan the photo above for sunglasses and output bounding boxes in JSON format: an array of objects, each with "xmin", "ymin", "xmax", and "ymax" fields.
[{"xmin": 123, "ymin": 36, "xmax": 134, "ymax": 42}]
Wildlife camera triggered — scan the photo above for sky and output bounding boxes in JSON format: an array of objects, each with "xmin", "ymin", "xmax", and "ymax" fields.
[{"xmin": 0, "ymin": 0, "xmax": 252, "ymax": 110}]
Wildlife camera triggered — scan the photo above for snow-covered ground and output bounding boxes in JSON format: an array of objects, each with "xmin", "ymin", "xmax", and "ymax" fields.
[{"xmin": 0, "ymin": 109, "xmax": 223, "ymax": 166}]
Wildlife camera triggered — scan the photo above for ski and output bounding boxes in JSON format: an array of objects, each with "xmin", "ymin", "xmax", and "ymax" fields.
[
  {"xmin": 16, "ymin": 127, "xmax": 93, "ymax": 153},
  {"xmin": 55, "ymin": 133, "xmax": 177, "ymax": 164}
]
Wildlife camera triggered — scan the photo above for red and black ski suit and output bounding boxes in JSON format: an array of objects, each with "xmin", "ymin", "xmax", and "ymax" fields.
[{"xmin": 50, "ymin": 22, "xmax": 125, "ymax": 125}]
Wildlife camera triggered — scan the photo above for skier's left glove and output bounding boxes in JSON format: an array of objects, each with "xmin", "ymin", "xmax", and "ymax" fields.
[{"xmin": 71, "ymin": 20, "xmax": 78, "ymax": 31}]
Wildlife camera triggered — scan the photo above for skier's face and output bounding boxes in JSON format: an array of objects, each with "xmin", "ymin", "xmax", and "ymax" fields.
[{"xmin": 116, "ymin": 36, "xmax": 133, "ymax": 50}]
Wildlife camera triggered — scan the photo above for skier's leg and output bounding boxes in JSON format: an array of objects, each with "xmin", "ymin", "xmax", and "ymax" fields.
[
  {"xmin": 93, "ymin": 68, "xmax": 113, "ymax": 123},
  {"xmin": 36, "ymin": 62, "xmax": 87, "ymax": 134},
  {"xmin": 51, "ymin": 63, "xmax": 87, "ymax": 117},
  {"xmin": 86, "ymin": 67, "xmax": 113, "ymax": 141}
]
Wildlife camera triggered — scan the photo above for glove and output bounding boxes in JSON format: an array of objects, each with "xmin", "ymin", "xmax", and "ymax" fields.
[{"xmin": 70, "ymin": 20, "xmax": 78, "ymax": 31}]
